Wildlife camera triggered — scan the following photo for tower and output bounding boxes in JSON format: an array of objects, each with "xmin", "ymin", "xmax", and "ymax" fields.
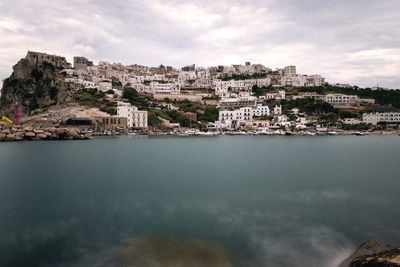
[{"xmin": 14, "ymin": 102, "xmax": 19, "ymax": 125}]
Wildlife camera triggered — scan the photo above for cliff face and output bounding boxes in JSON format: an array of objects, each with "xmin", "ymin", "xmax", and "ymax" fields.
[{"xmin": 0, "ymin": 52, "xmax": 81, "ymax": 116}]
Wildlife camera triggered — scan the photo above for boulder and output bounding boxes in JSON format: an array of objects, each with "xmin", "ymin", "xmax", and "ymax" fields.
[
  {"xmin": 0, "ymin": 133, "xmax": 5, "ymax": 141},
  {"xmin": 37, "ymin": 133, "xmax": 48, "ymax": 139},
  {"xmin": 340, "ymin": 240, "xmax": 396, "ymax": 267},
  {"xmin": 15, "ymin": 133, "xmax": 24, "ymax": 141},
  {"xmin": 24, "ymin": 131, "xmax": 36, "ymax": 138},
  {"xmin": 5, "ymin": 133, "xmax": 16, "ymax": 141},
  {"xmin": 1, "ymin": 129, "xmax": 11, "ymax": 134},
  {"xmin": 350, "ymin": 247, "xmax": 400, "ymax": 266},
  {"xmin": 33, "ymin": 129, "xmax": 45, "ymax": 134}
]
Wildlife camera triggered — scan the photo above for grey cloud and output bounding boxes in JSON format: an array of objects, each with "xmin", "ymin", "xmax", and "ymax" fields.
[{"xmin": 0, "ymin": 0, "xmax": 399, "ymax": 88}]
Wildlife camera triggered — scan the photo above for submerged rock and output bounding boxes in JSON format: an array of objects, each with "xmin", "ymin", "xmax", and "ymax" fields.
[
  {"xmin": 350, "ymin": 247, "xmax": 400, "ymax": 266},
  {"xmin": 116, "ymin": 236, "xmax": 233, "ymax": 267},
  {"xmin": 340, "ymin": 240, "xmax": 399, "ymax": 267}
]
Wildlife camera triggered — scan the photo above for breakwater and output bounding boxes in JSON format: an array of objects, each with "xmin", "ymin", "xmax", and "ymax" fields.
[{"xmin": 0, "ymin": 124, "xmax": 91, "ymax": 141}]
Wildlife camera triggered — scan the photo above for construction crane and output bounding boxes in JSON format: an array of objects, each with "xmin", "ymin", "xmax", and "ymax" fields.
[{"xmin": 1, "ymin": 116, "xmax": 13, "ymax": 126}]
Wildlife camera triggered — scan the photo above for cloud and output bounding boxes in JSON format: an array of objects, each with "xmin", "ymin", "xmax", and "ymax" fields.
[{"xmin": 0, "ymin": 0, "xmax": 399, "ymax": 88}]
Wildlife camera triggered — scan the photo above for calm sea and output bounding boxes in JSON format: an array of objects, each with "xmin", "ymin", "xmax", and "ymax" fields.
[{"xmin": 0, "ymin": 136, "xmax": 399, "ymax": 267}]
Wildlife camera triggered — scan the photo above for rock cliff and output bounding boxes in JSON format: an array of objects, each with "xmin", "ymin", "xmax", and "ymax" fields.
[{"xmin": 0, "ymin": 51, "xmax": 81, "ymax": 116}]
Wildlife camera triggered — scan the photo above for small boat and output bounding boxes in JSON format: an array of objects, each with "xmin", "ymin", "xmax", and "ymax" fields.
[
  {"xmin": 327, "ymin": 131, "xmax": 338, "ymax": 135},
  {"xmin": 176, "ymin": 132, "xmax": 189, "ymax": 137}
]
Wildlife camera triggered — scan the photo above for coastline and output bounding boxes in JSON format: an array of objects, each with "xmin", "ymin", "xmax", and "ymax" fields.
[
  {"xmin": 0, "ymin": 125, "xmax": 91, "ymax": 142},
  {"xmin": 2, "ymin": 127, "xmax": 399, "ymax": 142}
]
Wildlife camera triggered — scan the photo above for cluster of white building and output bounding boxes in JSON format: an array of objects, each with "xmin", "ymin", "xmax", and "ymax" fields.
[
  {"xmin": 210, "ymin": 105, "xmax": 288, "ymax": 130},
  {"xmin": 57, "ymin": 54, "xmax": 399, "ymax": 130},
  {"xmin": 62, "ymin": 56, "xmax": 329, "ymax": 99},
  {"xmin": 293, "ymin": 92, "xmax": 375, "ymax": 106}
]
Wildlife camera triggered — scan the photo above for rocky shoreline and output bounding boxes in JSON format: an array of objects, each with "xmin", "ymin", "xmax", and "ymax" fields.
[{"xmin": 0, "ymin": 124, "xmax": 91, "ymax": 142}]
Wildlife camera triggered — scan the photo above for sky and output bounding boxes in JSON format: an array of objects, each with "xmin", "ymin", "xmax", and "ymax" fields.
[{"xmin": 0, "ymin": 0, "xmax": 399, "ymax": 88}]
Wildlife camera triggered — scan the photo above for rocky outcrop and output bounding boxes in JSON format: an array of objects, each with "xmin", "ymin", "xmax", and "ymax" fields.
[
  {"xmin": 0, "ymin": 51, "xmax": 81, "ymax": 116},
  {"xmin": 350, "ymin": 248, "xmax": 400, "ymax": 266},
  {"xmin": 340, "ymin": 240, "xmax": 400, "ymax": 267},
  {"xmin": 0, "ymin": 124, "xmax": 91, "ymax": 141}
]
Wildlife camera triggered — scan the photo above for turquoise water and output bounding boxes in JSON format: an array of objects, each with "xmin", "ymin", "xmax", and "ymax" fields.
[{"xmin": 0, "ymin": 136, "xmax": 399, "ymax": 266}]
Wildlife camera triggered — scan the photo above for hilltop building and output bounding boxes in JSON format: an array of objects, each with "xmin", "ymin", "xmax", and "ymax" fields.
[
  {"xmin": 26, "ymin": 51, "xmax": 71, "ymax": 69},
  {"xmin": 74, "ymin": 56, "xmax": 93, "ymax": 70}
]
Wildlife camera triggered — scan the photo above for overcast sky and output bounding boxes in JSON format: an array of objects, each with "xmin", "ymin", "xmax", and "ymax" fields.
[{"xmin": 0, "ymin": 0, "xmax": 399, "ymax": 88}]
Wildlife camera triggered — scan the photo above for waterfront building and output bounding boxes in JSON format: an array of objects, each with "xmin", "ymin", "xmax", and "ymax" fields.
[
  {"xmin": 117, "ymin": 102, "xmax": 148, "ymax": 128},
  {"xmin": 94, "ymin": 116, "xmax": 127, "ymax": 132},
  {"xmin": 184, "ymin": 112, "xmax": 197, "ymax": 122}
]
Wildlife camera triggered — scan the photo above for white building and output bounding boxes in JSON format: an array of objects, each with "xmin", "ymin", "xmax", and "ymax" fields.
[
  {"xmin": 150, "ymin": 82, "xmax": 180, "ymax": 94},
  {"xmin": 218, "ymin": 96, "xmax": 257, "ymax": 108},
  {"xmin": 324, "ymin": 94, "xmax": 358, "ymax": 106},
  {"xmin": 253, "ymin": 105, "xmax": 270, "ymax": 117},
  {"xmin": 266, "ymin": 90, "xmax": 286, "ymax": 100},
  {"xmin": 342, "ymin": 118, "xmax": 362, "ymax": 125},
  {"xmin": 117, "ymin": 102, "xmax": 148, "ymax": 128},
  {"xmin": 283, "ymin": 66, "xmax": 296, "ymax": 77},
  {"xmin": 273, "ymin": 105, "xmax": 282, "ymax": 115},
  {"xmin": 214, "ymin": 79, "xmax": 252, "ymax": 96},
  {"xmin": 218, "ymin": 107, "xmax": 254, "ymax": 129},
  {"xmin": 362, "ymin": 112, "xmax": 400, "ymax": 125}
]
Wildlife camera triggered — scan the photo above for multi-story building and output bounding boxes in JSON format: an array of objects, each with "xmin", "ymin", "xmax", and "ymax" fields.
[
  {"xmin": 217, "ymin": 107, "xmax": 254, "ymax": 129},
  {"xmin": 266, "ymin": 90, "xmax": 286, "ymax": 100},
  {"xmin": 94, "ymin": 116, "xmax": 127, "ymax": 132},
  {"xmin": 362, "ymin": 112, "xmax": 400, "ymax": 125},
  {"xmin": 292, "ymin": 92, "xmax": 323, "ymax": 100},
  {"xmin": 73, "ymin": 56, "xmax": 93, "ymax": 70},
  {"xmin": 218, "ymin": 96, "xmax": 257, "ymax": 108},
  {"xmin": 283, "ymin": 66, "xmax": 296, "ymax": 77},
  {"xmin": 253, "ymin": 105, "xmax": 270, "ymax": 117},
  {"xmin": 117, "ymin": 102, "xmax": 148, "ymax": 128},
  {"xmin": 273, "ymin": 105, "xmax": 282, "ymax": 115},
  {"xmin": 324, "ymin": 94, "xmax": 358, "ymax": 106},
  {"xmin": 150, "ymin": 82, "xmax": 180, "ymax": 94}
]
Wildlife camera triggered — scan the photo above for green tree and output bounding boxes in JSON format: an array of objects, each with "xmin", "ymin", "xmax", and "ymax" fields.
[{"xmin": 122, "ymin": 87, "xmax": 138, "ymax": 101}]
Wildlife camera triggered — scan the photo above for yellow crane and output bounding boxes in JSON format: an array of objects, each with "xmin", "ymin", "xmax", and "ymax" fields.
[{"xmin": 1, "ymin": 116, "xmax": 13, "ymax": 126}]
